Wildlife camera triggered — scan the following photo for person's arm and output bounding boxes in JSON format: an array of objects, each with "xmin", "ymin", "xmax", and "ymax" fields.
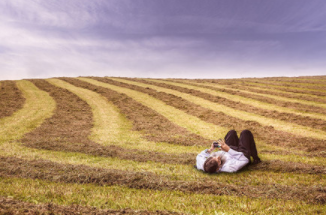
[
  {"xmin": 196, "ymin": 144, "xmax": 215, "ymax": 171},
  {"xmin": 217, "ymin": 139, "xmax": 249, "ymax": 173}
]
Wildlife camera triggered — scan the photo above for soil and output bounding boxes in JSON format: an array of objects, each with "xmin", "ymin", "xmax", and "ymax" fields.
[{"xmin": 0, "ymin": 81, "xmax": 25, "ymax": 119}]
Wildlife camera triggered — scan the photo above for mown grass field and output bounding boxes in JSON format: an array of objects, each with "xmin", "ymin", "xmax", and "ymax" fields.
[{"xmin": 0, "ymin": 76, "xmax": 325, "ymax": 214}]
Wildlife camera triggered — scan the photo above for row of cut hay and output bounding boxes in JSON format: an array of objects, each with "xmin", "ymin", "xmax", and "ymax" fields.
[
  {"xmin": 2, "ymin": 177, "xmax": 325, "ymax": 214},
  {"xmin": 191, "ymin": 80, "xmax": 326, "ymax": 106},
  {"xmin": 127, "ymin": 78, "xmax": 326, "ymax": 138},
  {"xmin": 235, "ymin": 80, "xmax": 326, "ymax": 97},
  {"xmin": 0, "ymin": 156, "xmax": 325, "ymax": 205},
  {"xmin": 0, "ymin": 80, "xmax": 55, "ymax": 143},
  {"xmin": 99, "ymin": 77, "xmax": 326, "ymax": 154},
  {"xmin": 21, "ymin": 79, "xmax": 195, "ymax": 165},
  {"xmin": 141, "ymin": 79, "xmax": 326, "ymax": 129},
  {"xmin": 239, "ymin": 78, "xmax": 326, "ymax": 90},
  {"xmin": 174, "ymin": 79, "xmax": 326, "ymax": 113},
  {"xmin": 245, "ymin": 76, "xmax": 326, "ymax": 85},
  {"xmin": 218, "ymin": 77, "xmax": 326, "ymax": 91},
  {"xmin": 0, "ymin": 196, "xmax": 174, "ymax": 215},
  {"xmin": 59, "ymin": 77, "xmax": 209, "ymax": 147},
  {"xmin": 3, "ymin": 78, "xmax": 325, "ymax": 166},
  {"xmin": 0, "ymin": 81, "xmax": 25, "ymax": 119},
  {"xmin": 196, "ymin": 78, "xmax": 326, "ymax": 97},
  {"xmin": 95, "ymin": 77, "xmax": 326, "ymax": 158},
  {"xmin": 77, "ymin": 78, "xmax": 326, "ymax": 164},
  {"xmin": 1, "ymin": 77, "xmax": 324, "ymax": 213},
  {"xmin": 1, "ymin": 79, "xmax": 323, "ymax": 175}
]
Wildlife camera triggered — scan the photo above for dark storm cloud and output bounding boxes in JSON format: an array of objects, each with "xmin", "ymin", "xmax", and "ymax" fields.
[{"xmin": 0, "ymin": 0, "xmax": 326, "ymax": 80}]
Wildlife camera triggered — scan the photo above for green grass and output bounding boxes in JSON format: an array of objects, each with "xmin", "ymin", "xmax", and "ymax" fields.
[{"xmin": 1, "ymin": 177, "xmax": 325, "ymax": 215}]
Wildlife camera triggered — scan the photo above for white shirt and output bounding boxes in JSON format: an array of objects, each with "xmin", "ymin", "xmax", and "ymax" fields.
[{"xmin": 196, "ymin": 149, "xmax": 249, "ymax": 173}]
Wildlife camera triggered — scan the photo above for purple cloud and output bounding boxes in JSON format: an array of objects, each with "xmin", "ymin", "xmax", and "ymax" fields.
[{"xmin": 1, "ymin": 0, "xmax": 326, "ymax": 80}]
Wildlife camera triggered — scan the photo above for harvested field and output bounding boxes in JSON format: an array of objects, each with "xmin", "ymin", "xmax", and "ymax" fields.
[
  {"xmin": 0, "ymin": 76, "xmax": 325, "ymax": 214},
  {"xmin": 0, "ymin": 81, "xmax": 25, "ymax": 119},
  {"xmin": 99, "ymin": 77, "xmax": 326, "ymax": 154}
]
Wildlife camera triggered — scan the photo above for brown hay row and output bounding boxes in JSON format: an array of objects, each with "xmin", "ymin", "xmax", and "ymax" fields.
[
  {"xmin": 242, "ymin": 79, "xmax": 326, "ymax": 90},
  {"xmin": 0, "ymin": 81, "xmax": 25, "ymax": 119},
  {"xmin": 21, "ymin": 79, "xmax": 194, "ymax": 165},
  {"xmin": 203, "ymin": 82, "xmax": 326, "ymax": 105},
  {"xmin": 108, "ymin": 78, "xmax": 326, "ymax": 153},
  {"xmin": 173, "ymin": 79, "xmax": 326, "ymax": 116},
  {"xmin": 196, "ymin": 79, "xmax": 326, "ymax": 97},
  {"xmin": 140, "ymin": 79, "xmax": 326, "ymax": 131},
  {"xmin": 0, "ymin": 156, "xmax": 325, "ymax": 204},
  {"xmin": 59, "ymin": 77, "xmax": 210, "ymax": 146},
  {"xmin": 0, "ymin": 197, "xmax": 179, "ymax": 215},
  {"xmin": 253, "ymin": 77, "xmax": 326, "ymax": 85},
  {"xmin": 239, "ymin": 81, "xmax": 326, "ymax": 97}
]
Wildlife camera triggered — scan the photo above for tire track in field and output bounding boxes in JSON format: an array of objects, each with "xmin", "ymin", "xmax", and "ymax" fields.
[
  {"xmin": 0, "ymin": 80, "xmax": 55, "ymax": 143},
  {"xmin": 0, "ymin": 197, "xmax": 179, "ymax": 215},
  {"xmin": 152, "ymin": 79, "xmax": 326, "ymax": 130},
  {"xmin": 106, "ymin": 78, "xmax": 326, "ymax": 153},
  {"xmin": 134, "ymin": 78, "xmax": 326, "ymax": 140},
  {"xmin": 59, "ymin": 77, "xmax": 209, "ymax": 146},
  {"xmin": 1, "ymin": 156, "xmax": 325, "ymax": 204},
  {"xmin": 0, "ymin": 81, "xmax": 25, "ymax": 119},
  {"xmin": 21, "ymin": 79, "xmax": 195, "ymax": 165}
]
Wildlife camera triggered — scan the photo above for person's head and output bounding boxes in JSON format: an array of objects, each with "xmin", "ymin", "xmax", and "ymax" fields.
[{"xmin": 204, "ymin": 156, "xmax": 221, "ymax": 173}]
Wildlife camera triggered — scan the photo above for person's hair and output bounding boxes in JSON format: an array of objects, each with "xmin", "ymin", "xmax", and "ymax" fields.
[{"xmin": 203, "ymin": 157, "xmax": 218, "ymax": 174}]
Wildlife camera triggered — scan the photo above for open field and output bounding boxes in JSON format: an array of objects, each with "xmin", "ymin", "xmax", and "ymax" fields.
[{"xmin": 0, "ymin": 76, "xmax": 325, "ymax": 214}]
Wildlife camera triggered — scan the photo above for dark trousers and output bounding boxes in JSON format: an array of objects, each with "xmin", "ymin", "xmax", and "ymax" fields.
[{"xmin": 224, "ymin": 130, "xmax": 260, "ymax": 163}]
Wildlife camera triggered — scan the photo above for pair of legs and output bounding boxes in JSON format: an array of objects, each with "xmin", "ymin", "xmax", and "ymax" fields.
[{"xmin": 224, "ymin": 130, "xmax": 261, "ymax": 164}]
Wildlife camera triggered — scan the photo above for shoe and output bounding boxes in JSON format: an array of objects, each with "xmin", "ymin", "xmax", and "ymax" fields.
[{"xmin": 252, "ymin": 159, "xmax": 261, "ymax": 164}]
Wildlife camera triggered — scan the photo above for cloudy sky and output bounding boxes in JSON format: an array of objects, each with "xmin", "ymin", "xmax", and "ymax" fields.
[{"xmin": 1, "ymin": 0, "xmax": 326, "ymax": 80}]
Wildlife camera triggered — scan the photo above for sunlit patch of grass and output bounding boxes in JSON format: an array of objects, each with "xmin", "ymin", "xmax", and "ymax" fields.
[
  {"xmin": 181, "ymin": 80, "xmax": 326, "ymax": 110},
  {"xmin": 115, "ymin": 78, "xmax": 326, "ymax": 140},
  {"xmin": 0, "ymin": 80, "xmax": 55, "ymax": 142},
  {"xmin": 77, "ymin": 77, "xmax": 230, "ymax": 140},
  {"xmin": 1, "ymin": 177, "xmax": 325, "ymax": 214}
]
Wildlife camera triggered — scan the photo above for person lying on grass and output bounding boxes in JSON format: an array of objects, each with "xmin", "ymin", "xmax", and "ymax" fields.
[{"xmin": 196, "ymin": 130, "xmax": 261, "ymax": 173}]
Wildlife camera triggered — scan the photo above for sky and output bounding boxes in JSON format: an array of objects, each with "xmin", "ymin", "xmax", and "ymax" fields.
[{"xmin": 1, "ymin": 0, "xmax": 326, "ymax": 81}]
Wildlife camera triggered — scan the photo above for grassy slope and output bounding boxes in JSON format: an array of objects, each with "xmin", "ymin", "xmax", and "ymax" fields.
[{"xmin": 0, "ymin": 76, "xmax": 325, "ymax": 214}]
